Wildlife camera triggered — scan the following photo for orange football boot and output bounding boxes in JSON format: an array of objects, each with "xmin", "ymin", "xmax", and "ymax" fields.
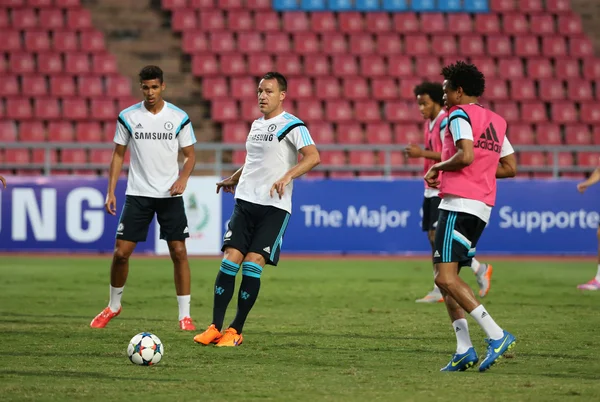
[
  {"xmin": 193, "ymin": 324, "xmax": 222, "ymax": 345},
  {"xmin": 90, "ymin": 306, "xmax": 121, "ymax": 328}
]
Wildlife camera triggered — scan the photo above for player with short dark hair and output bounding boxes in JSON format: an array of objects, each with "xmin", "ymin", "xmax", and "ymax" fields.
[
  {"xmin": 193, "ymin": 72, "xmax": 320, "ymax": 347},
  {"xmin": 90, "ymin": 65, "xmax": 198, "ymax": 331},
  {"xmin": 406, "ymin": 82, "xmax": 494, "ymax": 303},
  {"xmin": 576, "ymin": 169, "xmax": 600, "ymax": 290},
  {"xmin": 424, "ymin": 61, "xmax": 517, "ymax": 372}
]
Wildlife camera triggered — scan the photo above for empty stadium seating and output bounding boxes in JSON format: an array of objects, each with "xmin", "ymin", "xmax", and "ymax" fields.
[
  {"xmin": 0, "ymin": 0, "xmax": 137, "ymax": 174},
  {"xmin": 159, "ymin": 0, "xmax": 600, "ymax": 177}
]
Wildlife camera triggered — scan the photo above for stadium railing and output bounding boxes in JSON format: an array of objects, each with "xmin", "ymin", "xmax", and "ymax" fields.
[{"xmin": 0, "ymin": 142, "xmax": 596, "ymax": 178}]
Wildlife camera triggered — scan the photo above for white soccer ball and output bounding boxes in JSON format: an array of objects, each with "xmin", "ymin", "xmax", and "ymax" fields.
[{"xmin": 127, "ymin": 332, "xmax": 164, "ymax": 366}]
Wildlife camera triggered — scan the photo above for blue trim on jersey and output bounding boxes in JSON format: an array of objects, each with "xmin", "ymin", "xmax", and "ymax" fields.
[
  {"xmin": 450, "ymin": 118, "xmax": 462, "ymax": 141},
  {"xmin": 277, "ymin": 119, "xmax": 305, "ymax": 138},
  {"xmin": 176, "ymin": 118, "xmax": 191, "ymax": 136},
  {"xmin": 449, "ymin": 109, "xmax": 469, "ymax": 120},
  {"xmin": 120, "ymin": 102, "xmax": 142, "ymax": 116},
  {"xmin": 440, "ymin": 118, "xmax": 448, "ymax": 130},
  {"xmin": 270, "ymin": 213, "xmax": 290, "ymax": 261},
  {"xmin": 299, "ymin": 126, "xmax": 314, "ymax": 146}
]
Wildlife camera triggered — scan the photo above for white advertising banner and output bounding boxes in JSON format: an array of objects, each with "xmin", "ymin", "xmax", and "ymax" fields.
[{"xmin": 154, "ymin": 176, "xmax": 222, "ymax": 255}]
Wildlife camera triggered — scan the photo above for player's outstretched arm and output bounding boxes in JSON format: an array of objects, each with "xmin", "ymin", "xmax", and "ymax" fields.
[
  {"xmin": 404, "ymin": 144, "xmax": 441, "ymax": 162},
  {"xmin": 577, "ymin": 167, "xmax": 600, "ymax": 193},
  {"xmin": 270, "ymin": 145, "xmax": 320, "ymax": 199},
  {"xmin": 216, "ymin": 165, "xmax": 244, "ymax": 194},
  {"xmin": 105, "ymin": 144, "xmax": 127, "ymax": 215},
  {"xmin": 496, "ymin": 153, "xmax": 517, "ymax": 178},
  {"xmin": 169, "ymin": 145, "xmax": 196, "ymax": 196},
  {"xmin": 0, "ymin": 175, "xmax": 6, "ymax": 189}
]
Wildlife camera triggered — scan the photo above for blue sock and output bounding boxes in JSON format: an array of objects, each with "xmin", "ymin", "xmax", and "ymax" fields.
[
  {"xmin": 212, "ymin": 259, "xmax": 240, "ymax": 331},
  {"xmin": 230, "ymin": 262, "xmax": 262, "ymax": 334}
]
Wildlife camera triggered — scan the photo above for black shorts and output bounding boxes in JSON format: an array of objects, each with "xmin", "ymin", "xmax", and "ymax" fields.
[
  {"xmin": 433, "ymin": 209, "xmax": 487, "ymax": 266},
  {"xmin": 116, "ymin": 195, "xmax": 189, "ymax": 243},
  {"xmin": 422, "ymin": 196, "xmax": 441, "ymax": 232},
  {"xmin": 223, "ymin": 199, "xmax": 291, "ymax": 266}
]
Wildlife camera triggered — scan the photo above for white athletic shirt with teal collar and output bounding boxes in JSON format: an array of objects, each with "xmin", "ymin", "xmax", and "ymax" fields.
[
  {"xmin": 114, "ymin": 101, "xmax": 196, "ymax": 198},
  {"xmin": 235, "ymin": 111, "xmax": 315, "ymax": 214}
]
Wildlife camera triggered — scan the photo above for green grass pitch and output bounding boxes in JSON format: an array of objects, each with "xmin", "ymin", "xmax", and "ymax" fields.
[{"xmin": 1, "ymin": 256, "xmax": 599, "ymax": 401}]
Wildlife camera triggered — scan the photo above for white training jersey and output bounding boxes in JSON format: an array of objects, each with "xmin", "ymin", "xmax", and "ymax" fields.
[
  {"xmin": 235, "ymin": 111, "xmax": 315, "ymax": 214},
  {"xmin": 114, "ymin": 101, "xmax": 196, "ymax": 198}
]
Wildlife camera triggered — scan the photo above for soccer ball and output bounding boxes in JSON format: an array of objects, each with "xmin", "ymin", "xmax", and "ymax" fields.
[{"xmin": 127, "ymin": 332, "xmax": 164, "ymax": 366}]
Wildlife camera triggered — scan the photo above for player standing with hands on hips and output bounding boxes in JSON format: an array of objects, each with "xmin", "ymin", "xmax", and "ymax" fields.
[
  {"xmin": 90, "ymin": 65, "xmax": 198, "ymax": 331},
  {"xmin": 194, "ymin": 72, "xmax": 320, "ymax": 347}
]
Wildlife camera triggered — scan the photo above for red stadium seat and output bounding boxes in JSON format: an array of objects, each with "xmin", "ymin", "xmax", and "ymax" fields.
[
  {"xmin": 343, "ymin": 77, "xmax": 369, "ymax": 100},
  {"xmin": 420, "ymin": 13, "xmax": 446, "ymax": 34},
  {"xmin": 222, "ymin": 122, "xmax": 249, "ymax": 143},
  {"xmin": 48, "ymin": 122, "xmax": 75, "ymax": 142},
  {"xmin": 498, "ymin": 58, "xmax": 524, "ymax": 79},
  {"xmin": 5, "ymin": 149, "xmax": 32, "ymax": 165},
  {"xmin": 404, "ymin": 35, "xmax": 430, "ymax": 56},
  {"xmin": 78, "ymin": 76, "xmax": 104, "ymax": 98},
  {"xmin": 22, "ymin": 76, "xmax": 48, "ymax": 97},
  {"xmin": 354, "ymin": 100, "xmax": 380, "ymax": 122},
  {"xmin": 9, "ymin": 53, "xmax": 36, "ymax": 74},
  {"xmin": 535, "ymin": 123, "xmax": 562, "ymax": 145},
  {"xmin": 566, "ymin": 79, "xmax": 593, "ymax": 101},
  {"xmin": 490, "ymin": 0, "xmax": 517, "ymax": 11},
  {"xmin": 337, "ymin": 123, "xmax": 364, "ymax": 143},
  {"xmin": 92, "ymin": 53, "xmax": 118, "ymax": 74},
  {"xmin": 520, "ymin": 102, "xmax": 547, "ymax": 123},
  {"xmin": 247, "ymin": 54, "xmax": 274, "ymax": 76},
  {"xmin": 314, "ymin": 77, "xmax": 341, "ymax": 99},
  {"xmin": 385, "ymin": 101, "xmax": 414, "ymax": 123},
  {"xmin": 526, "ymin": 58, "xmax": 553, "ymax": 79},
  {"xmin": 65, "ymin": 53, "xmax": 91, "ymax": 75},
  {"xmin": 7, "ymin": 98, "xmax": 33, "ymax": 120},
  {"xmin": 80, "ymin": 30, "xmax": 106, "ymax": 53},
  {"xmin": 25, "ymin": 31, "xmax": 51, "ymax": 52},
  {"xmin": 202, "ymin": 77, "xmax": 228, "ymax": 99},
  {"xmin": 371, "ymin": 78, "xmax": 398, "ymax": 100},
  {"xmin": 230, "ymin": 77, "xmax": 257, "ymax": 99},
  {"xmin": 332, "ymin": 55, "xmax": 358, "ymax": 76},
  {"xmin": 515, "ymin": 36, "xmax": 540, "ymax": 57},
  {"xmin": 547, "ymin": 152, "xmax": 574, "ymax": 168},
  {"xmin": 349, "ymin": 33, "xmax": 376, "ymax": 55},
  {"xmin": 475, "ymin": 14, "xmax": 500, "ymax": 34},
  {"xmin": 283, "ymin": 12, "xmax": 309, "ymax": 32},
  {"xmin": 394, "ymin": 123, "xmax": 421, "ymax": 144},
  {"xmin": 61, "ymin": 149, "xmax": 88, "ymax": 165},
  {"xmin": 431, "ymin": 35, "xmax": 456, "ymax": 56},
  {"xmin": 162, "ymin": 0, "xmax": 188, "ymax": 9},
  {"xmin": 376, "ymin": 33, "xmax": 402, "ymax": 55},
  {"xmin": 293, "ymin": 33, "xmax": 319, "ymax": 54},
  {"xmin": 19, "ymin": 121, "xmax": 46, "ymax": 142},
  {"xmin": 551, "ymin": 101, "xmax": 578, "ymax": 124},
  {"xmin": 486, "ymin": 35, "xmax": 512, "ymax": 57},
  {"xmin": 210, "ymin": 32, "xmax": 236, "ymax": 53},
  {"xmin": 558, "ymin": 14, "xmax": 583, "ymax": 35},
  {"xmin": 220, "ymin": 54, "xmax": 246, "ymax": 76},
  {"xmin": 0, "ymin": 75, "xmax": 20, "ymax": 97},
  {"xmin": 538, "ymin": 79, "xmax": 565, "ymax": 101},
  {"xmin": 542, "ymin": 37, "xmax": 568, "ymax": 57},
  {"xmin": 238, "ymin": 32, "xmax": 264, "ymax": 53},
  {"xmin": 76, "ymin": 122, "xmax": 104, "ymax": 142},
  {"xmin": 393, "ymin": 13, "xmax": 419, "ymax": 33},
  {"xmin": 311, "ymin": 12, "xmax": 337, "ymax": 32},
  {"xmin": 577, "ymin": 152, "xmax": 599, "ymax": 167},
  {"xmin": 56, "ymin": 0, "xmax": 81, "ymax": 7},
  {"xmin": 228, "ymin": 10, "xmax": 253, "ymax": 31},
  {"xmin": 509, "ymin": 123, "xmax": 535, "ymax": 144},
  {"xmin": 38, "ymin": 53, "xmax": 63, "ymax": 75},
  {"xmin": 565, "ymin": 124, "xmax": 592, "ymax": 145},
  {"xmin": 555, "ymin": 58, "xmax": 580, "ymax": 79},
  {"xmin": 349, "ymin": 151, "xmax": 377, "ymax": 166},
  {"xmin": 11, "ymin": 8, "xmax": 37, "ymax": 29},
  {"xmin": 365, "ymin": 123, "xmax": 393, "ymax": 144},
  {"xmin": 254, "ymin": 11, "xmax": 279, "ymax": 32},
  {"xmin": 212, "ymin": 100, "xmax": 239, "ymax": 122},
  {"xmin": 398, "ymin": 78, "xmax": 422, "ymax": 101},
  {"xmin": 90, "ymin": 149, "xmax": 113, "ymax": 165},
  {"xmin": 459, "ymin": 36, "xmax": 485, "ymax": 57},
  {"xmin": 486, "ymin": 79, "xmax": 509, "ymax": 100},
  {"xmin": 106, "ymin": 76, "xmax": 132, "ymax": 98},
  {"xmin": 529, "ymin": 14, "xmax": 554, "ymax": 35},
  {"xmin": 570, "ymin": 37, "xmax": 594, "ymax": 57},
  {"xmin": 503, "ymin": 13, "xmax": 529, "ymax": 35},
  {"xmin": 0, "ymin": 30, "xmax": 21, "ymax": 52},
  {"xmin": 325, "ymin": 100, "xmax": 353, "ymax": 122},
  {"xmin": 519, "ymin": 151, "xmax": 546, "ymax": 166},
  {"xmin": 0, "ymin": 121, "xmax": 17, "ymax": 142},
  {"xmin": 387, "ymin": 55, "xmax": 413, "ymax": 77},
  {"xmin": 191, "ymin": 55, "xmax": 218, "ymax": 78},
  {"xmin": 308, "ymin": 122, "xmax": 335, "ymax": 144},
  {"xmin": 296, "ymin": 100, "xmax": 323, "ymax": 121},
  {"xmin": 519, "ymin": 0, "xmax": 543, "ymax": 12},
  {"xmin": 510, "ymin": 78, "xmax": 536, "ymax": 101},
  {"xmin": 53, "ymin": 31, "xmax": 78, "ymax": 52},
  {"xmin": 199, "ymin": 10, "xmax": 225, "ymax": 31},
  {"xmin": 360, "ymin": 55, "xmax": 386, "ymax": 77},
  {"xmin": 67, "ymin": 8, "xmax": 93, "ymax": 30},
  {"xmin": 62, "ymin": 98, "xmax": 89, "ymax": 120},
  {"xmin": 274, "ymin": 54, "xmax": 303, "ymax": 76},
  {"xmin": 182, "ymin": 31, "xmax": 208, "ymax": 53},
  {"xmin": 50, "ymin": 76, "xmax": 76, "ymax": 97},
  {"xmin": 35, "ymin": 98, "xmax": 61, "ymax": 120},
  {"xmin": 365, "ymin": 13, "xmax": 391, "ymax": 33},
  {"xmin": 320, "ymin": 151, "xmax": 346, "ymax": 166},
  {"xmin": 322, "ymin": 33, "xmax": 348, "ymax": 54},
  {"xmin": 493, "ymin": 101, "xmax": 520, "ymax": 122},
  {"xmin": 339, "ymin": 12, "xmax": 364, "ymax": 33},
  {"xmin": 447, "ymin": 14, "xmax": 473, "ymax": 34},
  {"xmin": 470, "ymin": 57, "xmax": 497, "ymax": 78}
]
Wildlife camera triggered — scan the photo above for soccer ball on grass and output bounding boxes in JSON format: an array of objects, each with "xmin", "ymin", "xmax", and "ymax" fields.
[{"xmin": 127, "ymin": 332, "xmax": 164, "ymax": 366}]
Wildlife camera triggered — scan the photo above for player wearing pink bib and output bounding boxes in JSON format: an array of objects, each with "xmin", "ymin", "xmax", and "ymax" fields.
[
  {"xmin": 406, "ymin": 82, "xmax": 494, "ymax": 304},
  {"xmin": 424, "ymin": 62, "xmax": 517, "ymax": 372}
]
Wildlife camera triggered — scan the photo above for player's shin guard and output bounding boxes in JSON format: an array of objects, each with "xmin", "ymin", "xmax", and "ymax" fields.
[
  {"xmin": 212, "ymin": 259, "xmax": 240, "ymax": 331},
  {"xmin": 229, "ymin": 262, "xmax": 262, "ymax": 334}
]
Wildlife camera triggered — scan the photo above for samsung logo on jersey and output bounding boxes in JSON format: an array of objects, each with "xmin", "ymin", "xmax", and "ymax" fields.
[
  {"xmin": 134, "ymin": 132, "xmax": 174, "ymax": 140},
  {"xmin": 249, "ymin": 133, "xmax": 274, "ymax": 142}
]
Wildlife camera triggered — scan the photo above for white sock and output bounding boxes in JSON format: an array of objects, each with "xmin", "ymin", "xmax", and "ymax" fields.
[
  {"xmin": 177, "ymin": 295, "xmax": 191, "ymax": 321},
  {"xmin": 470, "ymin": 305, "xmax": 504, "ymax": 340},
  {"xmin": 108, "ymin": 285, "xmax": 124, "ymax": 313},
  {"xmin": 470, "ymin": 258, "xmax": 481, "ymax": 274},
  {"xmin": 453, "ymin": 319, "xmax": 473, "ymax": 354},
  {"xmin": 595, "ymin": 264, "xmax": 600, "ymax": 282}
]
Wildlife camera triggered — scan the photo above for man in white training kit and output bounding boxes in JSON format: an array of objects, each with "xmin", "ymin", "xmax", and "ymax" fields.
[
  {"xmin": 194, "ymin": 72, "xmax": 320, "ymax": 347},
  {"xmin": 90, "ymin": 65, "xmax": 197, "ymax": 331}
]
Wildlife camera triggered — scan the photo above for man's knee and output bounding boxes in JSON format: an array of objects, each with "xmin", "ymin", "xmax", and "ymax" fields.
[
  {"xmin": 434, "ymin": 271, "xmax": 457, "ymax": 290},
  {"xmin": 113, "ymin": 247, "xmax": 132, "ymax": 265},
  {"xmin": 168, "ymin": 241, "xmax": 188, "ymax": 264}
]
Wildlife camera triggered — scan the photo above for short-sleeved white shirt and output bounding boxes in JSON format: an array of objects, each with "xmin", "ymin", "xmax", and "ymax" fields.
[
  {"xmin": 114, "ymin": 101, "xmax": 196, "ymax": 198},
  {"xmin": 235, "ymin": 111, "xmax": 315, "ymax": 214}
]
